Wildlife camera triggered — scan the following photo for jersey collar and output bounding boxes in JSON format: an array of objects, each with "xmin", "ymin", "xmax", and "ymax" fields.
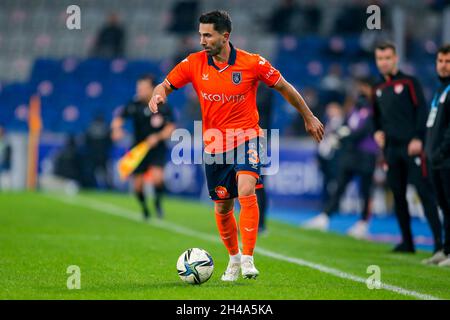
[{"xmin": 207, "ymin": 42, "xmax": 237, "ymax": 72}]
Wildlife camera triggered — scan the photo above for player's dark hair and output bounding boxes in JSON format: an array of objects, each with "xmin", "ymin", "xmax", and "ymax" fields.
[
  {"xmin": 137, "ymin": 74, "xmax": 156, "ymax": 86},
  {"xmin": 199, "ymin": 10, "xmax": 232, "ymax": 33},
  {"xmin": 375, "ymin": 41, "xmax": 397, "ymax": 54},
  {"xmin": 437, "ymin": 44, "xmax": 450, "ymax": 55}
]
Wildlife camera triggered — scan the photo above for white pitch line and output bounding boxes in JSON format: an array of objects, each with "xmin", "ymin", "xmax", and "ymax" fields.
[{"xmin": 46, "ymin": 193, "xmax": 443, "ymax": 300}]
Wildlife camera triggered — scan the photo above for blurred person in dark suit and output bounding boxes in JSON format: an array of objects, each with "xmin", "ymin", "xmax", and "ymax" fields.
[
  {"xmin": 92, "ymin": 13, "xmax": 125, "ymax": 58},
  {"xmin": 423, "ymin": 44, "xmax": 450, "ymax": 266},
  {"xmin": 84, "ymin": 115, "xmax": 112, "ymax": 189}
]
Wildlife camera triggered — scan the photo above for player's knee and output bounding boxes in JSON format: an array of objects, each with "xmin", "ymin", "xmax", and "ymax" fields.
[
  {"xmin": 215, "ymin": 200, "xmax": 234, "ymax": 214},
  {"xmin": 238, "ymin": 182, "xmax": 256, "ymax": 197}
]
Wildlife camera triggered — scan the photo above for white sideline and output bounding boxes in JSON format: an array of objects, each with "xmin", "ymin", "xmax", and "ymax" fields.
[{"xmin": 47, "ymin": 194, "xmax": 443, "ymax": 301}]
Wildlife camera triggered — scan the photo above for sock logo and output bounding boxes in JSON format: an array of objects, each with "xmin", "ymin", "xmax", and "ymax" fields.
[{"xmin": 244, "ymin": 228, "xmax": 255, "ymax": 232}]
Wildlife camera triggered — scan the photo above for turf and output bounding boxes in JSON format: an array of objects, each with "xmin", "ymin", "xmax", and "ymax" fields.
[{"xmin": 0, "ymin": 191, "xmax": 449, "ymax": 300}]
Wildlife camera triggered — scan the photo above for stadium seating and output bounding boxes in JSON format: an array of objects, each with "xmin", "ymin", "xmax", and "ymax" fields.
[{"xmin": 0, "ymin": 0, "xmax": 442, "ymax": 135}]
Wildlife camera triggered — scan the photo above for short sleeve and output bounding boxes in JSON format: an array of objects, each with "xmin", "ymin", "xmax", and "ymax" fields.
[
  {"xmin": 165, "ymin": 56, "xmax": 192, "ymax": 90},
  {"xmin": 255, "ymin": 55, "xmax": 282, "ymax": 87}
]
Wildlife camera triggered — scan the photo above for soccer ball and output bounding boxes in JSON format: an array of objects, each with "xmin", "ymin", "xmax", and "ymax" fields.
[{"xmin": 176, "ymin": 248, "xmax": 214, "ymax": 284}]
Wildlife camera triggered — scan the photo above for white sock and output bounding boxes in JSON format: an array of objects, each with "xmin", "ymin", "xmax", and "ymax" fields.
[
  {"xmin": 230, "ymin": 251, "xmax": 241, "ymax": 264},
  {"xmin": 241, "ymin": 255, "xmax": 253, "ymax": 264}
]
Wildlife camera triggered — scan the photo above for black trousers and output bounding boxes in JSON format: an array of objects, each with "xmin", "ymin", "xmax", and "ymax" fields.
[
  {"xmin": 385, "ymin": 144, "xmax": 442, "ymax": 251},
  {"xmin": 324, "ymin": 152, "xmax": 376, "ymax": 221},
  {"xmin": 430, "ymin": 168, "xmax": 450, "ymax": 255}
]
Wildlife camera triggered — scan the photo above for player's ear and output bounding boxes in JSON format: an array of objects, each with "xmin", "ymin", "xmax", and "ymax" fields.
[{"xmin": 222, "ymin": 32, "xmax": 230, "ymax": 42}]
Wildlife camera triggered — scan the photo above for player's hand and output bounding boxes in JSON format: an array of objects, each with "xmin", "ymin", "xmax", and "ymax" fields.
[
  {"xmin": 305, "ymin": 115, "xmax": 324, "ymax": 143},
  {"xmin": 146, "ymin": 134, "xmax": 160, "ymax": 149},
  {"xmin": 111, "ymin": 127, "xmax": 125, "ymax": 141},
  {"xmin": 374, "ymin": 131, "xmax": 385, "ymax": 148},
  {"xmin": 408, "ymin": 138, "xmax": 423, "ymax": 156},
  {"xmin": 149, "ymin": 94, "xmax": 165, "ymax": 113}
]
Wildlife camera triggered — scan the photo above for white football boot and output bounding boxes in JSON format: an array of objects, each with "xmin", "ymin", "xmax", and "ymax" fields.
[
  {"xmin": 421, "ymin": 250, "xmax": 447, "ymax": 265},
  {"xmin": 347, "ymin": 220, "xmax": 369, "ymax": 239},
  {"xmin": 302, "ymin": 213, "xmax": 330, "ymax": 231},
  {"xmin": 437, "ymin": 255, "xmax": 450, "ymax": 267},
  {"xmin": 221, "ymin": 253, "xmax": 241, "ymax": 282},
  {"xmin": 241, "ymin": 255, "xmax": 259, "ymax": 279}
]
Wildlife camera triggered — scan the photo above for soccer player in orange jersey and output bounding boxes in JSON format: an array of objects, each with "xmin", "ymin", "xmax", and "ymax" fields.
[{"xmin": 149, "ymin": 11, "xmax": 324, "ymax": 281}]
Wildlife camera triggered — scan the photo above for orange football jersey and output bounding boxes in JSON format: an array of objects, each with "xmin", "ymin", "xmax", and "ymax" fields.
[{"xmin": 165, "ymin": 43, "xmax": 281, "ymax": 153}]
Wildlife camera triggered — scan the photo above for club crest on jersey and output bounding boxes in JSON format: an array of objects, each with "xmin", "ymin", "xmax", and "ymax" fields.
[
  {"xmin": 232, "ymin": 72, "xmax": 242, "ymax": 85},
  {"xmin": 394, "ymin": 84, "xmax": 404, "ymax": 94}
]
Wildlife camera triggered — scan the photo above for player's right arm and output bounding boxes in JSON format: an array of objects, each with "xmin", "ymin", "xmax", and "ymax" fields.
[
  {"xmin": 149, "ymin": 55, "xmax": 193, "ymax": 113},
  {"xmin": 149, "ymin": 82, "xmax": 173, "ymax": 113}
]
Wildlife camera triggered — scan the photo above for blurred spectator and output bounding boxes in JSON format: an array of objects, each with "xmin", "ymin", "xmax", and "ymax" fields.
[
  {"xmin": 297, "ymin": 0, "xmax": 322, "ymax": 34},
  {"xmin": 53, "ymin": 135, "xmax": 82, "ymax": 184},
  {"xmin": 172, "ymin": 36, "xmax": 197, "ymax": 67},
  {"xmin": 320, "ymin": 63, "xmax": 347, "ymax": 104},
  {"xmin": 268, "ymin": 0, "xmax": 299, "ymax": 35},
  {"xmin": 303, "ymin": 77, "xmax": 378, "ymax": 238},
  {"xmin": 167, "ymin": 0, "xmax": 199, "ymax": 34},
  {"xmin": 0, "ymin": 127, "xmax": 11, "ymax": 189},
  {"xmin": 317, "ymin": 102, "xmax": 345, "ymax": 203},
  {"xmin": 92, "ymin": 13, "xmax": 125, "ymax": 58},
  {"xmin": 333, "ymin": 4, "xmax": 367, "ymax": 35},
  {"xmin": 84, "ymin": 115, "xmax": 112, "ymax": 189}
]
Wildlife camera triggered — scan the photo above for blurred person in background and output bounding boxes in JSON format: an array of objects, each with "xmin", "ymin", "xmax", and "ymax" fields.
[
  {"xmin": 84, "ymin": 115, "xmax": 112, "ymax": 189},
  {"xmin": 111, "ymin": 75, "xmax": 176, "ymax": 220},
  {"xmin": 92, "ymin": 13, "xmax": 125, "ymax": 58},
  {"xmin": 423, "ymin": 44, "xmax": 450, "ymax": 266},
  {"xmin": 268, "ymin": 0, "xmax": 299, "ymax": 35},
  {"xmin": 303, "ymin": 77, "xmax": 379, "ymax": 239},
  {"xmin": 167, "ymin": 0, "xmax": 199, "ymax": 34},
  {"xmin": 316, "ymin": 102, "xmax": 345, "ymax": 204},
  {"xmin": 320, "ymin": 63, "xmax": 347, "ymax": 104},
  {"xmin": 0, "ymin": 126, "xmax": 11, "ymax": 190},
  {"xmin": 373, "ymin": 42, "xmax": 442, "ymax": 254},
  {"xmin": 172, "ymin": 36, "xmax": 197, "ymax": 67},
  {"xmin": 53, "ymin": 135, "xmax": 82, "ymax": 185}
]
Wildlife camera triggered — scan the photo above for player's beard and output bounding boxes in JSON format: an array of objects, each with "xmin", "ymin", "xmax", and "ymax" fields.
[{"xmin": 204, "ymin": 42, "xmax": 223, "ymax": 57}]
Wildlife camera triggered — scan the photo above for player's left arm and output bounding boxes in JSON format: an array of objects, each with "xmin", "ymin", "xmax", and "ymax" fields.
[{"xmin": 273, "ymin": 77, "xmax": 324, "ymax": 142}]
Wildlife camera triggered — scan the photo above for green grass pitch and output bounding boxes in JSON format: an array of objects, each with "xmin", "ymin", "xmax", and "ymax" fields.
[{"xmin": 0, "ymin": 191, "xmax": 449, "ymax": 300}]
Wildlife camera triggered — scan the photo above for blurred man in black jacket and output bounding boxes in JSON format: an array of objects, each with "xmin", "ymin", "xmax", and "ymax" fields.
[
  {"xmin": 423, "ymin": 44, "xmax": 450, "ymax": 266},
  {"xmin": 373, "ymin": 42, "xmax": 442, "ymax": 254}
]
